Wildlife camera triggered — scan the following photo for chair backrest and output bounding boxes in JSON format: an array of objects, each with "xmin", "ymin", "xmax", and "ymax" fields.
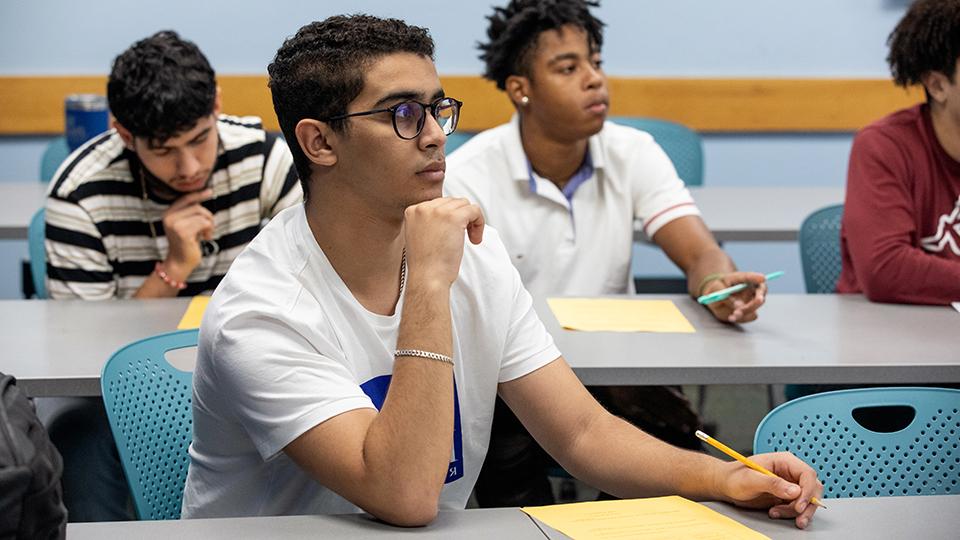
[
  {"xmin": 609, "ymin": 117, "xmax": 703, "ymax": 186},
  {"xmin": 101, "ymin": 329, "xmax": 198, "ymax": 520},
  {"xmin": 40, "ymin": 136, "xmax": 71, "ymax": 182},
  {"xmin": 28, "ymin": 209, "xmax": 47, "ymax": 299},
  {"xmin": 754, "ymin": 387, "xmax": 960, "ymax": 498},
  {"xmin": 445, "ymin": 131, "xmax": 475, "ymax": 155},
  {"xmin": 799, "ymin": 204, "xmax": 843, "ymax": 293}
]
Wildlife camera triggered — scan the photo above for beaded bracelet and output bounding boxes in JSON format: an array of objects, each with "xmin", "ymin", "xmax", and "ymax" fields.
[
  {"xmin": 395, "ymin": 349, "xmax": 454, "ymax": 365},
  {"xmin": 154, "ymin": 262, "xmax": 188, "ymax": 290}
]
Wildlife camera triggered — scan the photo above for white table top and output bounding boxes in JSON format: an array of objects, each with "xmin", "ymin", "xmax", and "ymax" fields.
[
  {"xmin": 0, "ymin": 183, "xmax": 842, "ymax": 242},
  {"xmin": 634, "ymin": 185, "xmax": 844, "ymax": 242},
  {"xmin": 66, "ymin": 507, "xmax": 547, "ymax": 540},
  {"xmin": 1, "ymin": 298, "xmax": 190, "ymax": 397},
  {"xmin": 540, "ymin": 294, "xmax": 960, "ymax": 385},
  {"xmin": 5, "ymin": 295, "xmax": 959, "ymax": 396},
  {"xmin": 65, "ymin": 496, "xmax": 960, "ymax": 539},
  {"xmin": 0, "ymin": 182, "xmax": 47, "ymax": 239}
]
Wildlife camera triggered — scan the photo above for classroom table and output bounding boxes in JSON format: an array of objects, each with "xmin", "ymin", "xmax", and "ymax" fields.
[
  {"xmin": 6, "ymin": 294, "xmax": 959, "ymax": 397},
  {"xmin": 0, "ymin": 182, "xmax": 47, "ymax": 239},
  {"xmin": 0, "ymin": 298, "xmax": 190, "ymax": 397},
  {"xmin": 65, "ymin": 496, "xmax": 960, "ymax": 539},
  {"xmin": 66, "ymin": 507, "xmax": 547, "ymax": 540},
  {"xmin": 540, "ymin": 294, "xmax": 960, "ymax": 386},
  {"xmin": 638, "ymin": 186, "xmax": 845, "ymax": 242},
  {"xmin": 0, "ymin": 183, "xmax": 842, "ymax": 242}
]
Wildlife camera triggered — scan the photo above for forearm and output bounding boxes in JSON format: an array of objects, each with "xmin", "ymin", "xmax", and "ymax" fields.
[
  {"xmin": 133, "ymin": 270, "xmax": 184, "ymax": 298},
  {"xmin": 359, "ymin": 277, "xmax": 455, "ymax": 516},
  {"xmin": 563, "ymin": 411, "xmax": 724, "ymax": 501},
  {"xmin": 684, "ymin": 246, "xmax": 736, "ymax": 298},
  {"xmin": 855, "ymin": 245, "xmax": 960, "ymax": 304}
]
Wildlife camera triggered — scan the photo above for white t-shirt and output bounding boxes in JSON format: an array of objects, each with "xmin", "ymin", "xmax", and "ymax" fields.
[
  {"xmin": 180, "ymin": 204, "xmax": 561, "ymax": 518},
  {"xmin": 444, "ymin": 116, "xmax": 700, "ymax": 298}
]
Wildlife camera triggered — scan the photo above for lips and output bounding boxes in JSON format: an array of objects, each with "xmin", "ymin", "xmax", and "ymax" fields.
[
  {"xmin": 416, "ymin": 161, "xmax": 446, "ymax": 182},
  {"xmin": 585, "ymin": 98, "xmax": 609, "ymax": 114}
]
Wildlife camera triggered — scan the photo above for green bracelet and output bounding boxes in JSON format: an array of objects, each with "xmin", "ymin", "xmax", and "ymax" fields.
[{"xmin": 697, "ymin": 272, "xmax": 726, "ymax": 297}]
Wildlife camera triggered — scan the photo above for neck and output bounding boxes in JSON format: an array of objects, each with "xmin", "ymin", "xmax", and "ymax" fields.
[
  {"xmin": 305, "ymin": 178, "xmax": 405, "ymax": 315},
  {"xmin": 930, "ymin": 102, "xmax": 960, "ymax": 162},
  {"xmin": 519, "ymin": 116, "xmax": 589, "ymax": 190}
]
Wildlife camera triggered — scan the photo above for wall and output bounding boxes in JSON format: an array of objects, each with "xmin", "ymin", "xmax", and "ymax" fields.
[{"xmin": 0, "ymin": 0, "xmax": 915, "ymax": 298}]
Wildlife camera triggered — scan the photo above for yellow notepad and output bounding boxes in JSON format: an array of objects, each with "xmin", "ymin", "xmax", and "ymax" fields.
[
  {"xmin": 177, "ymin": 296, "xmax": 211, "ymax": 330},
  {"xmin": 522, "ymin": 496, "xmax": 769, "ymax": 539},
  {"xmin": 547, "ymin": 298, "xmax": 695, "ymax": 333}
]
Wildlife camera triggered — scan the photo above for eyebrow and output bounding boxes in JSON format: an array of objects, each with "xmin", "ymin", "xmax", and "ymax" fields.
[
  {"xmin": 149, "ymin": 127, "xmax": 212, "ymax": 150},
  {"xmin": 547, "ymin": 52, "xmax": 581, "ymax": 66},
  {"xmin": 372, "ymin": 88, "xmax": 446, "ymax": 109}
]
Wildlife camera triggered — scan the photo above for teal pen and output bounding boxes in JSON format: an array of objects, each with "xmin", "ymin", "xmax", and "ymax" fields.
[{"xmin": 697, "ymin": 271, "xmax": 785, "ymax": 305}]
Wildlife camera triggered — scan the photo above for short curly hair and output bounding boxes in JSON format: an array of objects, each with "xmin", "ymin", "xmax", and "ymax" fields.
[
  {"xmin": 479, "ymin": 0, "xmax": 605, "ymax": 90},
  {"xmin": 887, "ymin": 0, "xmax": 960, "ymax": 88},
  {"xmin": 268, "ymin": 15, "xmax": 435, "ymax": 199},
  {"xmin": 107, "ymin": 31, "xmax": 216, "ymax": 142}
]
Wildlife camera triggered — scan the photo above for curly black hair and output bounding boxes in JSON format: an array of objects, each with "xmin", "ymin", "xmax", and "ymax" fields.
[
  {"xmin": 479, "ymin": 0, "xmax": 605, "ymax": 90},
  {"xmin": 107, "ymin": 31, "xmax": 216, "ymax": 142},
  {"xmin": 268, "ymin": 15, "xmax": 435, "ymax": 198},
  {"xmin": 887, "ymin": 0, "xmax": 960, "ymax": 88}
]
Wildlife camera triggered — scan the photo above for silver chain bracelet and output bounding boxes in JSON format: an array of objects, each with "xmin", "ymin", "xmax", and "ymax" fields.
[{"xmin": 394, "ymin": 348, "xmax": 454, "ymax": 365}]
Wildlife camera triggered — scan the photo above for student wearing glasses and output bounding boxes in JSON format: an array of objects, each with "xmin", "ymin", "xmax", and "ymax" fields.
[
  {"xmin": 181, "ymin": 14, "xmax": 822, "ymax": 529},
  {"xmin": 443, "ymin": 0, "xmax": 771, "ymax": 507}
]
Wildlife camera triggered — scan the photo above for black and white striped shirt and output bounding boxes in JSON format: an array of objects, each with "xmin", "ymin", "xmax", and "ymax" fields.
[{"xmin": 45, "ymin": 115, "xmax": 302, "ymax": 299}]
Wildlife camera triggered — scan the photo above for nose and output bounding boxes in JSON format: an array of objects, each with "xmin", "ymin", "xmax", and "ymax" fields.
[
  {"xmin": 177, "ymin": 149, "xmax": 201, "ymax": 179},
  {"xmin": 418, "ymin": 110, "xmax": 447, "ymax": 151},
  {"xmin": 584, "ymin": 63, "xmax": 604, "ymax": 90}
]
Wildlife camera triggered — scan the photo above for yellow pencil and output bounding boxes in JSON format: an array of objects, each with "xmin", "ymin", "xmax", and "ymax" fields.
[{"xmin": 695, "ymin": 430, "xmax": 827, "ymax": 509}]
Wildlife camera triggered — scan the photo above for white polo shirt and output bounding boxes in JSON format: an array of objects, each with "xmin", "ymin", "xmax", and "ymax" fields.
[{"xmin": 444, "ymin": 116, "xmax": 700, "ymax": 298}]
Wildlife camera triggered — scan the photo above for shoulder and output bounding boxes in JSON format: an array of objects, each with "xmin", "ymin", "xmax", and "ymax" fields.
[
  {"xmin": 457, "ymin": 226, "xmax": 518, "ymax": 291},
  {"xmin": 48, "ymin": 130, "xmax": 131, "ymax": 201},
  {"xmin": 445, "ymin": 123, "xmax": 519, "ymax": 200},
  {"xmin": 217, "ymin": 114, "xmax": 268, "ymax": 148},
  {"xmin": 595, "ymin": 121, "xmax": 661, "ymax": 162}
]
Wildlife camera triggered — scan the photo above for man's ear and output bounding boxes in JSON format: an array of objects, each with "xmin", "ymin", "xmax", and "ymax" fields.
[
  {"xmin": 505, "ymin": 75, "xmax": 532, "ymax": 109},
  {"xmin": 213, "ymin": 86, "xmax": 223, "ymax": 116},
  {"xmin": 112, "ymin": 120, "xmax": 135, "ymax": 150},
  {"xmin": 921, "ymin": 71, "xmax": 951, "ymax": 105},
  {"xmin": 295, "ymin": 119, "xmax": 338, "ymax": 168}
]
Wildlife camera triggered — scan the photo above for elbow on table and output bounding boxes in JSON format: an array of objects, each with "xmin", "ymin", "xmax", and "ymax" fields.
[
  {"xmin": 361, "ymin": 480, "xmax": 442, "ymax": 527},
  {"xmin": 368, "ymin": 496, "xmax": 439, "ymax": 527}
]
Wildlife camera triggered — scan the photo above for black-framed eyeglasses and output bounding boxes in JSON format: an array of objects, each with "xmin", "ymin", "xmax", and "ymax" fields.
[{"xmin": 324, "ymin": 97, "xmax": 463, "ymax": 140}]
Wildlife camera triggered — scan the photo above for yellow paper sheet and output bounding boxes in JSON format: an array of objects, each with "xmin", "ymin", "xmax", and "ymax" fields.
[
  {"xmin": 177, "ymin": 296, "xmax": 211, "ymax": 330},
  {"xmin": 522, "ymin": 496, "xmax": 769, "ymax": 540},
  {"xmin": 547, "ymin": 298, "xmax": 695, "ymax": 333}
]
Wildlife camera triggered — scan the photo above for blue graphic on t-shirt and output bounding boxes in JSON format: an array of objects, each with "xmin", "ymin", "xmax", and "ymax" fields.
[{"xmin": 359, "ymin": 374, "xmax": 464, "ymax": 483}]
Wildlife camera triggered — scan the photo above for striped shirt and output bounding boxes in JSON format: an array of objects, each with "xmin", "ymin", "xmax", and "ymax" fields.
[{"xmin": 45, "ymin": 115, "xmax": 302, "ymax": 300}]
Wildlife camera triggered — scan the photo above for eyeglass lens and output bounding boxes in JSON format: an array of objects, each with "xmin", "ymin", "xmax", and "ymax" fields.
[{"xmin": 394, "ymin": 98, "xmax": 459, "ymax": 139}]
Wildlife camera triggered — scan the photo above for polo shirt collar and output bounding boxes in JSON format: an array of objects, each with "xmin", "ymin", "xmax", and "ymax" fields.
[{"xmin": 505, "ymin": 114, "xmax": 606, "ymax": 198}]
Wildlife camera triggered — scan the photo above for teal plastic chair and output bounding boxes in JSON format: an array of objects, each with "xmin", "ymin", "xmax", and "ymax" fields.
[
  {"xmin": 101, "ymin": 329, "xmax": 198, "ymax": 520},
  {"xmin": 40, "ymin": 136, "xmax": 71, "ymax": 181},
  {"xmin": 28, "ymin": 208, "xmax": 47, "ymax": 299},
  {"xmin": 755, "ymin": 387, "xmax": 960, "ymax": 498},
  {"xmin": 445, "ymin": 131, "xmax": 475, "ymax": 154},
  {"xmin": 610, "ymin": 117, "xmax": 703, "ymax": 186},
  {"xmin": 799, "ymin": 204, "xmax": 844, "ymax": 293}
]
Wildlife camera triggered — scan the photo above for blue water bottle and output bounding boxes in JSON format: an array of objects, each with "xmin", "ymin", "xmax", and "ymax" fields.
[{"xmin": 65, "ymin": 94, "xmax": 109, "ymax": 151}]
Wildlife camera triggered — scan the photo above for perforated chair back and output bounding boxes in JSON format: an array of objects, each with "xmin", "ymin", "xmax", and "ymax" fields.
[
  {"xmin": 799, "ymin": 204, "xmax": 843, "ymax": 293},
  {"xmin": 610, "ymin": 117, "xmax": 703, "ymax": 186},
  {"xmin": 754, "ymin": 387, "xmax": 960, "ymax": 498},
  {"xmin": 40, "ymin": 136, "xmax": 71, "ymax": 181},
  {"xmin": 101, "ymin": 329, "xmax": 198, "ymax": 520},
  {"xmin": 445, "ymin": 131, "xmax": 475, "ymax": 155},
  {"xmin": 28, "ymin": 208, "xmax": 47, "ymax": 299}
]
